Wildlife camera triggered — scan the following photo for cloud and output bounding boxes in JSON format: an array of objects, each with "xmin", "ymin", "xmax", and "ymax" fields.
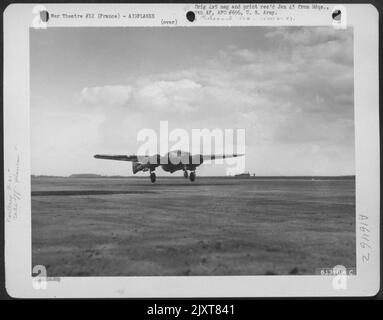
[
  {"xmin": 77, "ymin": 27, "xmax": 354, "ymax": 151},
  {"xmin": 265, "ymin": 26, "xmax": 350, "ymax": 46},
  {"xmin": 79, "ymin": 85, "xmax": 133, "ymax": 107},
  {"xmin": 265, "ymin": 27, "xmax": 353, "ymax": 66},
  {"xmin": 79, "ymin": 79, "xmax": 202, "ymax": 113},
  {"xmin": 32, "ymin": 27, "xmax": 355, "ymax": 175},
  {"xmin": 134, "ymin": 79, "xmax": 201, "ymax": 113}
]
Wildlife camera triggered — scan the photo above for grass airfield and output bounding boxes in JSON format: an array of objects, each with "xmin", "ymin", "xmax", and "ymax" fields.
[{"xmin": 32, "ymin": 176, "xmax": 355, "ymax": 276}]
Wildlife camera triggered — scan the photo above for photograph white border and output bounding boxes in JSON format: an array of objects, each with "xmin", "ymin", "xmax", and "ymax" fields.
[{"xmin": 3, "ymin": 3, "xmax": 380, "ymax": 297}]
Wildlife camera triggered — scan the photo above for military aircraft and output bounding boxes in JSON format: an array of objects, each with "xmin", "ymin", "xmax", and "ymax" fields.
[{"xmin": 94, "ymin": 150, "xmax": 243, "ymax": 182}]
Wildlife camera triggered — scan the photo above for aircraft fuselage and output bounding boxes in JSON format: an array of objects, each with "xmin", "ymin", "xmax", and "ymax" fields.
[
  {"xmin": 94, "ymin": 149, "xmax": 243, "ymax": 183},
  {"xmin": 161, "ymin": 162, "xmax": 199, "ymax": 173}
]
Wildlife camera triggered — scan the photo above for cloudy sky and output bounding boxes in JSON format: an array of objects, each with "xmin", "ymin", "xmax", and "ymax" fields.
[{"xmin": 30, "ymin": 27, "xmax": 354, "ymax": 176}]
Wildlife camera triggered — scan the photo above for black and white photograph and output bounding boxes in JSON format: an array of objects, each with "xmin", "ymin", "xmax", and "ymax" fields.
[
  {"xmin": 3, "ymin": 3, "xmax": 380, "ymax": 298},
  {"xmin": 30, "ymin": 25, "xmax": 356, "ymax": 277}
]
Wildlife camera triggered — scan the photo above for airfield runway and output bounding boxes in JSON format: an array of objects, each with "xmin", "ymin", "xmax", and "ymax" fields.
[{"xmin": 32, "ymin": 176, "xmax": 356, "ymax": 276}]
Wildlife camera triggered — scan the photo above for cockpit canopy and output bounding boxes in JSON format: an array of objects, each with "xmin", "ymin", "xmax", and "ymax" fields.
[{"xmin": 167, "ymin": 150, "xmax": 190, "ymax": 158}]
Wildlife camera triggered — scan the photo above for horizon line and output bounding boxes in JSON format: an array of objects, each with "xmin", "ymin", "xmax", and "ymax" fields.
[{"xmin": 31, "ymin": 173, "xmax": 356, "ymax": 178}]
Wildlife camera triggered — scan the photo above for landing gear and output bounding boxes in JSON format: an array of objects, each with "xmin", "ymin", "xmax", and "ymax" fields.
[
  {"xmin": 183, "ymin": 170, "xmax": 189, "ymax": 179},
  {"xmin": 150, "ymin": 171, "xmax": 156, "ymax": 183},
  {"xmin": 189, "ymin": 171, "xmax": 196, "ymax": 182}
]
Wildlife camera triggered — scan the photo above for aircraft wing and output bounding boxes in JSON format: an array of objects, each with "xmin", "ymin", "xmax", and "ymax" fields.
[
  {"xmin": 94, "ymin": 154, "xmax": 139, "ymax": 162},
  {"xmin": 201, "ymin": 154, "xmax": 244, "ymax": 161}
]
